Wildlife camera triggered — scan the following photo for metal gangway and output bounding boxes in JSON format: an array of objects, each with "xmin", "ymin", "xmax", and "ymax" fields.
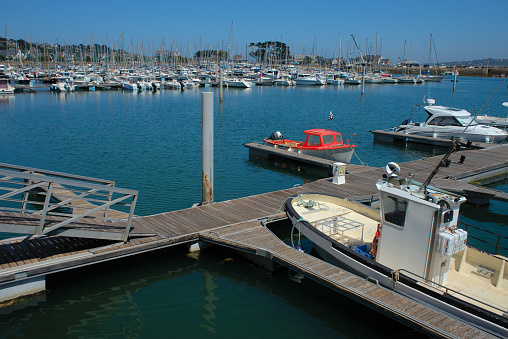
[{"xmin": 0, "ymin": 163, "xmax": 138, "ymax": 242}]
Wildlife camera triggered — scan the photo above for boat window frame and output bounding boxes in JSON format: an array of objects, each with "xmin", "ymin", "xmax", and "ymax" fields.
[
  {"xmin": 382, "ymin": 194, "xmax": 408, "ymax": 228},
  {"xmin": 322, "ymin": 134, "xmax": 335, "ymax": 145},
  {"xmin": 306, "ymin": 134, "xmax": 322, "ymax": 146},
  {"xmin": 427, "ymin": 116, "xmax": 461, "ymax": 127},
  {"xmin": 335, "ymin": 133, "xmax": 343, "ymax": 144}
]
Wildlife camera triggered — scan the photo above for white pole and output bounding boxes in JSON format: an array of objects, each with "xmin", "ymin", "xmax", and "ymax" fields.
[
  {"xmin": 202, "ymin": 92, "xmax": 214, "ymax": 204},
  {"xmin": 453, "ymin": 67, "xmax": 457, "ymax": 92},
  {"xmin": 361, "ymin": 65, "xmax": 365, "ymax": 95}
]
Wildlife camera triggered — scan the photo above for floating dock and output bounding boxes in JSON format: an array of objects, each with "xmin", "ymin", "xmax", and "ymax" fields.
[{"xmin": 1, "ymin": 145, "xmax": 508, "ymax": 338}]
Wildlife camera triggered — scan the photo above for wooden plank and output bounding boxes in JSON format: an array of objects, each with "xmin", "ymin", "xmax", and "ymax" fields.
[
  {"xmin": 10, "ymin": 242, "xmax": 37, "ymax": 264},
  {"xmin": 0, "ymin": 244, "xmax": 20, "ymax": 267}
]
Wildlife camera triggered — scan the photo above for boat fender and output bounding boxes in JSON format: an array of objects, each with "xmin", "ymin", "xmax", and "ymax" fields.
[{"xmin": 371, "ymin": 223, "xmax": 381, "ymax": 258}]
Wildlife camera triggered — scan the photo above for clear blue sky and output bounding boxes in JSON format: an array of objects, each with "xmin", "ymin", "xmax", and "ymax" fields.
[{"xmin": 3, "ymin": 0, "xmax": 507, "ymax": 63}]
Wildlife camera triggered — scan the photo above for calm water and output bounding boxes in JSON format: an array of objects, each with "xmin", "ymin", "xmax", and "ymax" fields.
[{"xmin": 0, "ymin": 77, "xmax": 507, "ymax": 337}]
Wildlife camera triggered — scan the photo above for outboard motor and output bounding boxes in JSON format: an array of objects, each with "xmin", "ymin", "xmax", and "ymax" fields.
[{"xmin": 270, "ymin": 131, "xmax": 283, "ymax": 140}]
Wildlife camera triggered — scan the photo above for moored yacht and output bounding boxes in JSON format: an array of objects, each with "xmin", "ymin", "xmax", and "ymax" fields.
[
  {"xmin": 0, "ymin": 76, "xmax": 14, "ymax": 94},
  {"xmin": 225, "ymin": 78, "xmax": 252, "ymax": 88},
  {"xmin": 391, "ymin": 99, "xmax": 508, "ymax": 144},
  {"xmin": 294, "ymin": 74, "xmax": 320, "ymax": 86}
]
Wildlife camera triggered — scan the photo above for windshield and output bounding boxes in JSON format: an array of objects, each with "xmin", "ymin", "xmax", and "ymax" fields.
[{"xmin": 456, "ymin": 116, "xmax": 478, "ymax": 126}]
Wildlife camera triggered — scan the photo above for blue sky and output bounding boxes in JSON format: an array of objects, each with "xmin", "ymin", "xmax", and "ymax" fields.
[{"xmin": 3, "ymin": 0, "xmax": 507, "ymax": 63}]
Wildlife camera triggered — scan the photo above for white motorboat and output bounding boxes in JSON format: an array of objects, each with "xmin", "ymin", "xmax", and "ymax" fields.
[
  {"xmin": 294, "ymin": 74, "xmax": 320, "ymax": 86},
  {"xmin": 225, "ymin": 78, "xmax": 252, "ymax": 88},
  {"xmin": 326, "ymin": 73, "xmax": 345, "ymax": 85},
  {"xmin": 397, "ymin": 75, "xmax": 417, "ymax": 84},
  {"xmin": 274, "ymin": 74, "xmax": 295, "ymax": 86},
  {"xmin": 391, "ymin": 99, "xmax": 508, "ymax": 144},
  {"xmin": 162, "ymin": 79, "xmax": 181, "ymax": 90},
  {"xmin": 382, "ymin": 77, "xmax": 398, "ymax": 84},
  {"xmin": 285, "ymin": 160, "xmax": 507, "ymax": 337},
  {"xmin": 344, "ymin": 77, "xmax": 361, "ymax": 85},
  {"xmin": 120, "ymin": 76, "xmax": 139, "ymax": 91},
  {"xmin": 0, "ymin": 77, "xmax": 14, "ymax": 94},
  {"xmin": 49, "ymin": 76, "xmax": 75, "ymax": 92}
]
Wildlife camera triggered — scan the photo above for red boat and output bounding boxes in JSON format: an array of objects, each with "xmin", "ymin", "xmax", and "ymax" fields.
[{"xmin": 263, "ymin": 129, "xmax": 357, "ymax": 163}]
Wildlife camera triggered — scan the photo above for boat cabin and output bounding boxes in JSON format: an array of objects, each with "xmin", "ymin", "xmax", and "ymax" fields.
[
  {"xmin": 302, "ymin": 129, "xmax": 348, "ymax": 148},
  {"xmin": 424, "ymin": 106, "xmax": 476, "ymax": 127},
  {"xmin": 376, "ymin": 177, "xmax": 467, "ymax": 285}
]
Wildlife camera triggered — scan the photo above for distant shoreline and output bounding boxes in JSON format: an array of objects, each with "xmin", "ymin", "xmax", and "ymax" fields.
[{"xmin": 383, "ymin": 66, "xmax": 508, "ymax": 78}]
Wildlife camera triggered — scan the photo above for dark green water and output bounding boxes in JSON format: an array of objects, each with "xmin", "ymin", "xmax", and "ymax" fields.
[{"xmin": 0, "ymin": 77, "xmax": 506, "ymax": 337}]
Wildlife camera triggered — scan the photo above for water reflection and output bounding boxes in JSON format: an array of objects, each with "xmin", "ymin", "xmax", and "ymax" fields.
[{"xmin": 0, "ymin": 95, "xmax": 14, "ymax": 104}]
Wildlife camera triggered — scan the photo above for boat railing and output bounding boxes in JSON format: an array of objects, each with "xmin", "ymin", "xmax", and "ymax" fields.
[
  {"xmin": 393, "ymin": 268, "xmax": 506, "ymax": 315},
  {"xmin": 343, "ymin": 134, "xmax": 357, "ymax": 146},
  {"xmin": 0, "ymin": 163, "xmax": 138, "ymax": 242},
  {"xmin": 313, "ymin": 215, "xmax": 365, "ymax": 243},
  {"xmin": 458, "ymin": 221, "xmax": 508, "ymax": 256}
]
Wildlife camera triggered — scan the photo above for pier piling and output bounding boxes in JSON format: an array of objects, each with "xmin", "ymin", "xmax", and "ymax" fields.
[{"xmin": 202, "ymin": 92, "xmax": 214, "ymax": 204}]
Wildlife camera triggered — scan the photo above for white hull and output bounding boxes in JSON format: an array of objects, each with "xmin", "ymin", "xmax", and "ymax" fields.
[
  {"xmin": 299, "ymin": 147, "xmax": 355, "ymax": 163},
  {"xmin": 226, "ymin": 80, "xmax": 252, "ymax": 88},
  {"xmin": 274, "ymin": 79, "xmax": 295, "ymax": 86},
  {"xmin": 399, "ymin": 125, "xmax": 507, "ymax": 144},
  {"xmin": 295, "ymin": 78, "xmax": 320, "ymax": 86},
  {"xmin": 329, "ymin": 79, "xmax": 345, "ymax": 85},
  {"xmin": 121, "ymin": 82, "xmax": 138, "ymax": 91}
]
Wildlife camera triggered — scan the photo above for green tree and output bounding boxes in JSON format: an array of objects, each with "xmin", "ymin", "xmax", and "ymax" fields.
[{"xmin": 249, "ymin": 41, "xmax": 291, "ymax": 63}]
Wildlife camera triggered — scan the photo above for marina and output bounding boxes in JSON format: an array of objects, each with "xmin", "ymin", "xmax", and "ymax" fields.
[
  {"xmin": 0, "ymin": 143, "xmax": 507, "ymax": 337},
  {"xmin": 0, "ymin": 76, "xmax": 507, "ymax": 337}
]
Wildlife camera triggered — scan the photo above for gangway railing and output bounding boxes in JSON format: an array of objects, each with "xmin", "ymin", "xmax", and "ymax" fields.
[{"xmin": 0, "ymin": 163, "xmax": 138, "ymax": 242}]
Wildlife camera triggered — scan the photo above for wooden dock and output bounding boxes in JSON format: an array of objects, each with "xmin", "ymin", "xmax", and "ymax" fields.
[{"xmin": 1, "ymin": 145, "xmax": 507, "ymax": 337}]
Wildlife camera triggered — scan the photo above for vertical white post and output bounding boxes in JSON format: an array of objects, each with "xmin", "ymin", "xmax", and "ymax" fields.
[
  {"xmin": 202, "ymin": 92, "xmax": 214, "ymax": 204},
  {"xmin": 453, "ymin": 68, "xmax": 457, "ymax": 92},
  {"xmin": 361, "ymin": 65, "xmax": 365, "ymax": 96},
  {"xmin": 219, "ymin": 65, "xmax": 223, "ymax": 103}
]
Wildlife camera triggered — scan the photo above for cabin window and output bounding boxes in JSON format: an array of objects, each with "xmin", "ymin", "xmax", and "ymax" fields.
[
  {"xmin": 322, "ymin": 135, "xmax": 334, "ymax": 145},
  {"xmin": 383, "ymin": 195, "xmax": 408, "ymax": 227},
  {"xmin": 428, "ymin": 117, "xmax": 461, "ymax": 126},
  {"xmin": 307, "ymin": 135, "xmax": 321, "ymax": 146},
  {"xmin": 335, "ymin": 134, "xmax": 343, "ymax": 144}
]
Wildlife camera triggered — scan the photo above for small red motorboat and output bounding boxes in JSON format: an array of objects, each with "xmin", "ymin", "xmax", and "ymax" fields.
[{"xmin": 263, "ymin": 129, "xmax": 357, "ymax": 163}]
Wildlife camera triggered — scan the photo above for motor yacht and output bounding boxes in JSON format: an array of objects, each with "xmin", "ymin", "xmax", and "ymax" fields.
[{"xmin": 392, "ymin": 99, "xmax": 508, "ymax": 144}]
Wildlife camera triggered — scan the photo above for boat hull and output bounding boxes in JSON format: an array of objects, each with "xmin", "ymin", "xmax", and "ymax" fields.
[
  {"xmin": 396, "ymin": 126, "xmax": 508, "ymax": 144},
  {"xmin": 263, "ymin": 141, "xmax": 355, "ymax": 163},
  {"xmin": 299, "ymin": 147, "xmax": 355, "ymax": 163}
]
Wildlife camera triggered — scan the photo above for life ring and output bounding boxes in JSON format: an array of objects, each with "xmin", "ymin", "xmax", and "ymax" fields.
[{"xmin": 371, "ymin": 223, "xmax": 380, "ymax": 258}]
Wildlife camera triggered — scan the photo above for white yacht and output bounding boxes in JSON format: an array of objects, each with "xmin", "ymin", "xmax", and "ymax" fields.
[
  {"xmin": 49, "ymin": 76, "xmax": 75, "ymax": 92},
  {"xmin": 0, "ymin": 77, "xmax": 14, "ymax": 94},
  {"xmin": 294, "ymin": 74, "xmax": 320, "ymax": 86},
  {"xmin": 392, "ymin": 99, "xmax": 508, "ymax": 144},
  {"xmin": 274, "ymin": 74, "xmax": 295, "ymax": 86},
  {"xmin": 225, "ymin": 78, "xmax": 252, "ymax": 88},
  {"xmin": 120, "ymin": 76, "xmax": 139, "ymax": 91}
]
